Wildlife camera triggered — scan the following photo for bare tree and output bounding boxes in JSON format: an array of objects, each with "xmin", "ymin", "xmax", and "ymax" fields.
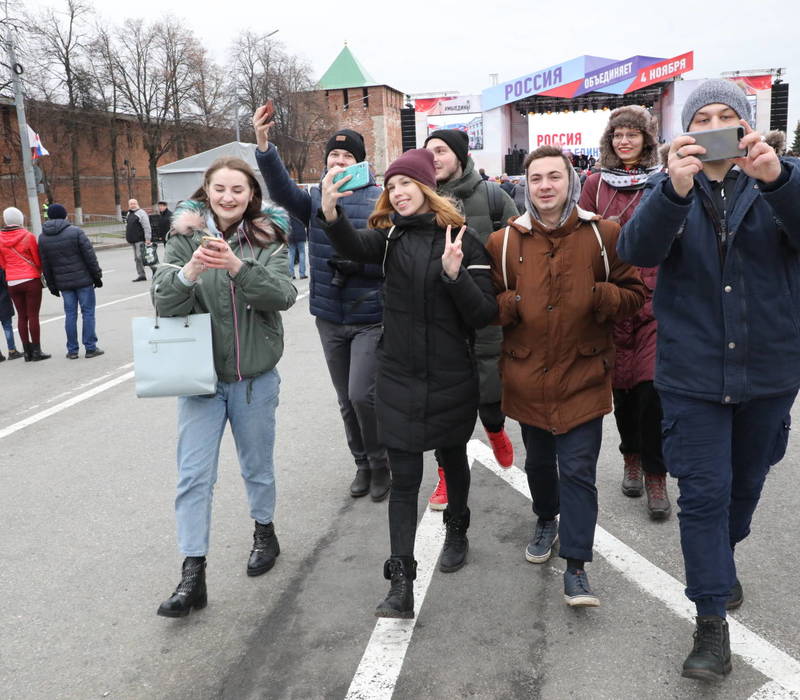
[
  {"xmin": 188, "ymin": 46, "xmax": 233, "ymax": 131},
  {"xmin": 113, "ymin": 18, "xmax": 174, "ymax": 205},
  {"xmin": 158, "ymin": 20, "xmax": 200, "ymax": 160},
  {"xmin": 27, "ymin": 0, "xmax": 94, "ymax": 222}
]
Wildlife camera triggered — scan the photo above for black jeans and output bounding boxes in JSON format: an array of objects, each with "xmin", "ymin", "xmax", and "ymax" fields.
[
  {"xmin": 387, "ymin": 445, "xmax": 470, "ymax": 557},
  {"xmin": 613, "ymin": 381, "xmax": 666, "ymax": 475}
]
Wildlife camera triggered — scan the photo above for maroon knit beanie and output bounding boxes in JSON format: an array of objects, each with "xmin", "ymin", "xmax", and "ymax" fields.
[{"xmin": 383, "ymin": 149, "xmax": 436, "ymax": 190}]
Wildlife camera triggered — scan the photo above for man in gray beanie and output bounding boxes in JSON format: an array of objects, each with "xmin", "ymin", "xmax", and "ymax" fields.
[{"xmin": 618, "ymin": 79, "xmax": 800, "ymax": 682}]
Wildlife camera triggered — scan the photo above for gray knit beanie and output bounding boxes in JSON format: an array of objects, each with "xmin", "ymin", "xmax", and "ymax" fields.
[
  {"xmin": 681, "ymin": 79, "xmax": 751, "ymax": 131},
  {"xmin": 3, "ymin": 206, "xmax": 24, "ymax": 227}
]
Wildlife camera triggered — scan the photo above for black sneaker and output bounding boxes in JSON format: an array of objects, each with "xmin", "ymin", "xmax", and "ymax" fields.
[
  {"xmin": 85, "ymin": 348, "xmax": 105, "ymax": 359},
  {"xmin": 66, "ymin": 352, "xmax": 79, "ymax": 359},
  {"xmin": 563, "ymin": 568, "xmax": 600, "ymax": 607},
  {"xmin": 726, "ymin": 579, "xmax": 743, "ymax": 611},
  {"xmin": 525, "ymin": 518, "xmax": 558, "ymax": 563},
  {"xmin": 682, "ymin": 615, "xmax": 732, "ymax": 681},
  {"xmin": 132, "ymin": 276, "xmax": 147, "ymax": 282}
]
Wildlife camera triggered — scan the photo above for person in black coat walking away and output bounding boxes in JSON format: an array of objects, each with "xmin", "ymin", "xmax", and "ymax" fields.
[
  {"xmin": 38, "ymin": 204, "xmax": 104, "ymax": 359},
  {"xmin": 320, "ymin": 149, "xmax": 498, "ymax": 619},
  {"xmin": 287, "ymin": 214, "xmax": 308, "ymax": 279},
  {"xmin": 0, "ymin": 268, "xmax": 23, "ymax": 361}
]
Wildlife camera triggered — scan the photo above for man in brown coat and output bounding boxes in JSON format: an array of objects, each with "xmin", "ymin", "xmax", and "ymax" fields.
[{"xmin": 486, "ymin": 145, "xmax": 644, "ymax": 607}]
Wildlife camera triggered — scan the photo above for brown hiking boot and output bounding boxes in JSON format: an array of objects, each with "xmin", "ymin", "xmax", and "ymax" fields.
[
  {"xmin": 621, "ymin": 454, "xmax": 643, "ymax": 497},
  {"xmin": 644, "ymin": 472, "xmax": 672, "ymax": 520}
]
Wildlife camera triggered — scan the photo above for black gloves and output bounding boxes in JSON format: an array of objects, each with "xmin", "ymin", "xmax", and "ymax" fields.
[
  {"xmin": 49, "ymin": 287, "xmax": 60, "ymax": 297},
  {"xmin": 93, "ymin": 278, "xmax": 103, "ymax": 288},
  {"xmin": 327, "ymin": 256, "xmax": 363, "ymax": 276}
]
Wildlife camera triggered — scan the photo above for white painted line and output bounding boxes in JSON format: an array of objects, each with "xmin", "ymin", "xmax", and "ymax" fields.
[
  {"xmin": 24, "ymin": 364, "xmax": 134, "ymax": 411},
  {"xmin": 40, "ymin": 292, "xmax": 151, "ymax": 325},
  {"xmin": 467, "ymin": 439, "xmax": 800, "ymax": 696},
  {"xmin": 345, "ymin": 458, "xmax": 475, "ymax": 700},
  {"xmin": 750, "ymin": 681, "xmax": 800, "ymax": 699},
  {"xmin": 0, "ymin": 370, "xmax": 134, "ymax": 441}
]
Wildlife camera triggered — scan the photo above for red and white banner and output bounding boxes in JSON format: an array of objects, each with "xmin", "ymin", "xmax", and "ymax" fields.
[{"xmin": 626, "ymin": 52, "xmax": 694, "ymax": 93}]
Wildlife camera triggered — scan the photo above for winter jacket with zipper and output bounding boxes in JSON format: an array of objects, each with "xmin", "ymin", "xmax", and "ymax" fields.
[
  {"xmin": 617, "ymin": 159, "xmax": 800, "ymax": 404},
  {"xmin": 255, "ymin": 144, "xmax": 383, "ymax": 324},
  {"xmin": 0, "ymin": 226, "xmax": 41, "ymax": 281},
  {"xmin": 486, "ymin": 208, "xmax": 645, "ymax": 434},
  {"xmin": 579, "ymin": 173, "xmax": 657, "ymax": 390},
  {"xmin": 320, "ymin": 209, "xmax": 498, "ymax": 452},
  {"xmin": 38, "ymin": 219, "xmax": 102, "ymax": 292},
  {"xmin": 438, "ymin": 156, "xmax": 519, "ymax": 407},
  {"xmin": 152, "ymin": 202, "xmax": 297, "ymax": 384}
]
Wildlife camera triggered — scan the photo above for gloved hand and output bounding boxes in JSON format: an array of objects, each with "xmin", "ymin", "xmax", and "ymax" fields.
[
  {"xmin": 328, "ymin": 256, "xmax": 363, "ymax": 276},
  {"xmin": 93, "ymin": 278, "xmax": 103, "ymax": 288},
  {"xmin": 49, "ymin": 287, "xmax": 60, "ymax": 297}
]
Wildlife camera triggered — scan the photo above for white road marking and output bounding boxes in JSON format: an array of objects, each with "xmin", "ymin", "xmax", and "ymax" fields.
[
  {"xmin": 0, "ymin": 370, "xmax": 134, "ymax": 440},
  {"xmin": 23, "ymin": 364, "xmax": 134, "ymax": 412},
  {"xmin": 40, "ymin": 292, "xmax": 151, "ymax": 325},
  {"xmin": 750, "ymin": 681, "xmax": 800, "ymax": 699},
  {"xmin": 468, "ymin": 439, "xmax": 800, "ymax": 697},
  {"xmin": 345, "ymin": 458, "xmax": 475, "ymax": 700}
]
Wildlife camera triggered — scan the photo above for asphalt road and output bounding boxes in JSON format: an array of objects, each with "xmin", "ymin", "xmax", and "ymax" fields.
[{"xmin": 1, "ymin": 244, "xmax": 799, "ymax": 699}]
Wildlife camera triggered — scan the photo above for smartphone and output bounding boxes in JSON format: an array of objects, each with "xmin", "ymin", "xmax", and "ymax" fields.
[
  {"xmin": 200, "ymin": 235, "xmax": 221, "ymax": 249},
  {"xmin": 682, "ymin": 126, "xmax": 747, "ymax": 162},
  {"xmin": 333, "ymin": 161, "xmax": 370, "ymax": 192}
]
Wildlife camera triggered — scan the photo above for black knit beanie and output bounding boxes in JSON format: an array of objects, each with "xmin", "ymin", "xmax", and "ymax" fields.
[
  {"xmin": 325, "ymin": 129, "xmax": 366, "ymax": 163},
  {"xmin": 47, "ymin": 204, "xmax": 68, "ymax": 220},
  {"xmin": 424, "ymin": 129, "xmax": 470, "ymax": 169}
]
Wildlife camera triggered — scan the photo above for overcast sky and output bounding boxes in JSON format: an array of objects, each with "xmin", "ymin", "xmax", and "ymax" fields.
[{"xmin": 19, "ymin": 0, "xmax": 800, "ymax": 141}]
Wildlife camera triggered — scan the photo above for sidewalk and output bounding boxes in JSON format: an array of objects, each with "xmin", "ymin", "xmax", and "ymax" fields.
[{"xmin": 83, "ymin": 223, "xmax": 129, "ymax": 250}]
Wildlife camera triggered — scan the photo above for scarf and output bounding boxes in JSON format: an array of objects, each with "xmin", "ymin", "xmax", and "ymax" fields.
[
  {"xmin": 599, "ymin": 165, "xmax": 662, "ymax": 190},
  {"xmin": 524, "ymin": 163, "xmax": 582, "ymax": 229}
]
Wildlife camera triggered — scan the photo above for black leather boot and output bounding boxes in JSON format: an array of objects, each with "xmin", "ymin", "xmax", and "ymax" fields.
[
  {"xmin": 247, "ymin": 521, "xmax": 280, "ymax": 576},
  {"xmin": 375, "ymin": 557, "xmax": 416, "ymax": 619},
  {"xmin": 369, "ymin": 467, "xmax": 391, "ymax": 502},
  {"xmin": 22, "ymin": 342, "xmax": 32, "ymax": 362},
  {"xmin": 682, "ymin": 615, "xmax": 732, "ymax": 681},
  {"xmin": 157, "ymin": 557, "xmax": 207, "ymax": 618},
  {"xmin": 350, "ymin": 468, "xmax": 371, "ymax": 497},
  {"xmin": 30, "ymin": 343, "xmax": 51, "ymax": 361},
  {"xmin": 440, "ymin": 507, "xmax": 470, "ymax": 573}
]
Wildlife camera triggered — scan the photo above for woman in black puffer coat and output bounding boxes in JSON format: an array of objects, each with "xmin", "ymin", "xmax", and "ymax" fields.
[{"xmin": 320, "ymin": 149, "xmax": 497, "ymax": 620}]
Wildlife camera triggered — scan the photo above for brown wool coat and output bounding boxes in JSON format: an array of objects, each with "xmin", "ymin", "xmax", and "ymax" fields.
[{"xmin": 485, "ymin": 207, "xmax": 645, "ymax": 434}]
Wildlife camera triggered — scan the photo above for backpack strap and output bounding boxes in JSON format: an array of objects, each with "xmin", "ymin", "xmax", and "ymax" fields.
[
  {"xmin": 501, "ymin": 225, "xmax": 511, "ymax": 291},
  {"xmin": 484, "ymin": 180, "xmax": 504, "ymax": 231},
  {"xmin": 591, "ymin": 221, "xmax": 610, "ymax": 282},
  {"xmin": 381, "ymin": 225, "xmax": 396, "ymax": 277}
]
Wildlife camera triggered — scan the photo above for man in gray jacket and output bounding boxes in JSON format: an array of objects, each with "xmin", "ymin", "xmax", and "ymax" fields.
[{"xmin": 126, "ymin": 198, "xmax": 154, "ymax": 282}]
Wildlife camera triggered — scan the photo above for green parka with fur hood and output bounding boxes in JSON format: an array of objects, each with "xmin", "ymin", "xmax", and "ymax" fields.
[{"xmin": 152, "ymin": 200, "xmax": 297, "ymax": 383}]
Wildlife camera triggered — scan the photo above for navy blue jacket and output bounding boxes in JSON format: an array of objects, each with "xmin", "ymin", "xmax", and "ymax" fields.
[
  {"xmin": 39, "ymin": 219, "xmax": 102, "ymax": 291},
  {"xmin": 617, "ymin": 159, "xmax": 800, "ymax": 403},
  {"xmin": 255, "ymin": 145, "xmax": 383, "ymax": 324},
  {"xmin": 0, "ymin": 269, "xmax": 13, "ymax": 321}
]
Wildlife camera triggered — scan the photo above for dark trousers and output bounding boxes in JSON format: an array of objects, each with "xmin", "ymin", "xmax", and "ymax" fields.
[
  {"xmin": 613, "ymin": 381, "xmax": 666, "ymax": 475},
  {"xmin": 478, "ymin": 401, "xmax": 504, "ymax": 433},
  {"xmin": 315, "ymin": 317, "xmax": 387, "ymax": 472},
  {"xmin": 520, "ymin": 417, "xmax": 603, "ymax": 562},
  {"xmin": 8, "ymin": 278, "xmax": 43, "ymax": 344},
  {"xmin": 387, "ymin": 445, "xmax": 470, "ymax": 557},
  {"xmin": 659, "ymin": 389, "xmax": 796, "ymax": 617}
]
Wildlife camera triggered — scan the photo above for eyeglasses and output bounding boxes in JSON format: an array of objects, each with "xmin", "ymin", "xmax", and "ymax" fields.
[{"xmin": 612, "ymin": 131, "xmax": 643, "ymax": 142}]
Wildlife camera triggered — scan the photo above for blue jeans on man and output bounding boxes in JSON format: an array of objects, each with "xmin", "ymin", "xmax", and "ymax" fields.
[
  {"xmin": 288, "ymin": 242, "xmax": 306, "ymax": 278},
  {"xmin": 659, "ymin": 389, "xmax": 796, "ymax": 617},
  {"xmin": 175, "ymin": 368, "xmax": 280, "ymax": 556},
  {"xmin": 62, "ymin": 285, "xmax": 98, "ymax": 354}
]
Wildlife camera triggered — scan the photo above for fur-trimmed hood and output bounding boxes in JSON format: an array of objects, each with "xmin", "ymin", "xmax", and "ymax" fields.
[
  {"xmin": 169, "ymin": 199, "xmax": 289, "ymax": 246},
  {"xmin": 599, "ymin": 106, "xmax": 660, "ymax": 170}
]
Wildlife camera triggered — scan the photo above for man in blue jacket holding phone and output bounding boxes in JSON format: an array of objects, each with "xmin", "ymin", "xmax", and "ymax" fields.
[
  {"xmin": 618, "ymin": 79, "xmax": 800, "ymax": 682},
  {"xmin": 252, "ymin": 105, "xmax": 390, "ymax": 503}
]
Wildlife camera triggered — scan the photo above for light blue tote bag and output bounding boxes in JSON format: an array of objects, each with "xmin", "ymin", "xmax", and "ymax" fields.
[{"xmin": 132, "ymin": 312, "xmax": 217, "ymax": 398}]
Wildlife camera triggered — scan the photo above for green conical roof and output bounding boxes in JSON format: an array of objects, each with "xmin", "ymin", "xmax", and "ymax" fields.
[{"xmin": 317, "ymin": 45, "xmax": 376, "ymax": 89}]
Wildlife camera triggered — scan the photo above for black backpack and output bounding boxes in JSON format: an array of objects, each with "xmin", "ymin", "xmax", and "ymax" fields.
[{"xmin": 483, "ymin": 180, "xmax": 506, "ymax": 231}]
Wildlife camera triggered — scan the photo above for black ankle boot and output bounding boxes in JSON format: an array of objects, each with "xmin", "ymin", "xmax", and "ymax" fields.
[
  {"xmin": 22, "ymin": 342, "xmax": 32, "ymax": 362},
  {"xmin": 682, "ymin": 615, "xmax": 732, "ymax": 681},
  {"xmin": 369, "ymin": 467, "xmax": 391, "ymax": 502},
  {"xmin": 30, "ymin": 343, "xmax": 51, "ymax": 361},
  {"xmin": 375, "ymin": 557, "xmax": 416, "ymax": 619},
  {"xmin": 350, "ymin": 468, "xmax": 371, "ymax": 497},
  {"xmin": 247, "ymin": 521, "xmax": 280, "ymax": 576},
  {"xmin": 440, "ymin": 507, "xmax": 470, "ymax": 573},
  {"xmin": 157, "ymin": 557, "xmax": 207, "ymax": 618}
]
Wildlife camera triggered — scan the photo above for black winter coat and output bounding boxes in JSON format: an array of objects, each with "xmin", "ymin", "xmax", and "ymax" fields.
[
  {"xmin": 321, "ymin": 210, "xmax": 498, "ymax": 451},
  {"xmin": 39, "ymin": 220, "xmax": 102, "ymax": 291},
  {"xmin": 0, "ymin": 269, "xmax": 13, "ymax": 321}
]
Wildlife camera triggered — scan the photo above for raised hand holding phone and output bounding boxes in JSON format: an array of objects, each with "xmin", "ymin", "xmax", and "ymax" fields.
[
  {"xmin": 320, "ymin": 167, "xmax": 354, "ymax": 222},
  {"xmin": 733, "ymin": 120, "xmax": 782, "ymax": 184},
  {"xmin": 253, "ymin": 100, "xmax": 275, "ymax": 151}
]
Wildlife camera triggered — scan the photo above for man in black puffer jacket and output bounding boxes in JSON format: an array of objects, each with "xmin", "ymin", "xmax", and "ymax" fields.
[{"xmin": 38, "ymin": 204, "xmax": 105, "ymax": 359}]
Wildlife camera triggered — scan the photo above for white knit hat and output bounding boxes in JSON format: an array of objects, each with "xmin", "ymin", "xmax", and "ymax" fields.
[{"xmin": 3, "ymin": 207, "xmax": 24, "ymax": 227}]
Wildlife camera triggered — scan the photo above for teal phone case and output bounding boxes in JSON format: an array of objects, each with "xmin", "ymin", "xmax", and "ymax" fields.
[{"xmin": 333, "ymin": 162, "xmax": 370, "ymax": 192}]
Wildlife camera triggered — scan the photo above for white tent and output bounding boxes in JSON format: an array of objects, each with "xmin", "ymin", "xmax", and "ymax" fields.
[{"xmin": 156, "ymin": 142, "xmax": 268, "ymax": 208}]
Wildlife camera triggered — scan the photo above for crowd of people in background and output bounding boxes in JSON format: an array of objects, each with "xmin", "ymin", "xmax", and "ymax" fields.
[{"xmin": 2, "ymin": 77, "xmax": 798, "ymax": 687}]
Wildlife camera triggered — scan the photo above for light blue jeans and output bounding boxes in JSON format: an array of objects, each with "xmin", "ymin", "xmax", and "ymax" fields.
[{"xmin": 175, "ymin": 368, "xmax": 280, "ymax": 556}]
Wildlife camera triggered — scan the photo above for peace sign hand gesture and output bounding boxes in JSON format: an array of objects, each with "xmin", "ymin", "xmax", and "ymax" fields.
[{"xmin": 442, "ymin": 225, "xmax": 466, "ymax": 280}]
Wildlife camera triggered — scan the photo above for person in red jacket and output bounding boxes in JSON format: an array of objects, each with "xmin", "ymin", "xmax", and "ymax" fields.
[
  {"xmin": 0, "ymin": 207, "xmax": 51, "ymax": 361},
  {"xmin": 579, "ymin": 106, "xmax": 668, "ymax": 519}
]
